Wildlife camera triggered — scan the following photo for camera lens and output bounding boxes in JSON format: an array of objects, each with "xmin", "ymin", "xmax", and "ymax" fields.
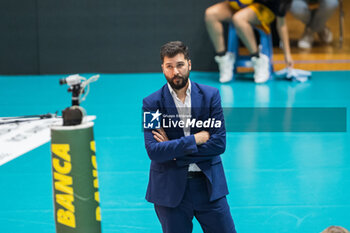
[{"xmin": 59, "ymin": 78, "xmax": 67, "ymax": 85}]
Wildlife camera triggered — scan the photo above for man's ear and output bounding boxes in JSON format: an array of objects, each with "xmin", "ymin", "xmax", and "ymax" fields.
[
  {"xmin": 161, "ymin": 64, "xmax": 164, "ymax": 72},
  {"xmin": 188, "ymin": 60, "xmax": 192, "ymax": 71}
]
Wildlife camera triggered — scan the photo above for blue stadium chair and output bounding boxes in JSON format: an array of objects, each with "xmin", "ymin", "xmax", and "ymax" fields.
[{"xmin": 227, "ymin": 23, "xmax": 274, "ymax": 81}]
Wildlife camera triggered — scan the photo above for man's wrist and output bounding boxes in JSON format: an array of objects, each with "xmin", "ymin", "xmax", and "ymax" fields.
[{"xmin": 194, "ymin": 131, "xmax": 210, "ymax": 145}]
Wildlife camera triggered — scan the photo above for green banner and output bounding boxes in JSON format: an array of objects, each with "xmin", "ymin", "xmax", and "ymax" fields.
[{"xmin": 51, "ymin": 122, "xmax": 101, "ymax": 233}]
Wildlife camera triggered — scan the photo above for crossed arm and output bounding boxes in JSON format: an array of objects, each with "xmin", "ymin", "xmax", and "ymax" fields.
[
  {"xmin": 153, "ymin": 128, "xmax": 210, "ymax": 147},
  {"xmin": 143, "ymin": 89, "xmax": 226, "ymax": 164}
]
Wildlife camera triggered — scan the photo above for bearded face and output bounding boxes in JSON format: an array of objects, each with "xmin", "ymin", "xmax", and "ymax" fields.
[{"xmin": 162, "ymin": 53, "xmax": 191, "ymax": 90}]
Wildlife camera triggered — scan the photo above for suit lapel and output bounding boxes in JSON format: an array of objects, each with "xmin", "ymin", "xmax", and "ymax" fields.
[
  {"xmin": 162, "ymin": 84, "xmax": 183, "ymax": 138},
  {"xmin": 162, "ymin": 84, "xmax": 178, "ymax": 116},
  {"xmin": 190, "ymin": 81, "xmax": 203, "ymax": 134}
]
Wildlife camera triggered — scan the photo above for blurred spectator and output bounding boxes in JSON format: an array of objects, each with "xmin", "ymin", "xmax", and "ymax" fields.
[
  {"xmin": 321, "ymin": 226, "xmax": 350, "ymax": 233},
  {"xmin": 205, "ymin": 0, "xmax": 293, "ymax": 84},
  {"xmin": 290, "ymin": 0, "xmax": 339, "ymax": 49}
]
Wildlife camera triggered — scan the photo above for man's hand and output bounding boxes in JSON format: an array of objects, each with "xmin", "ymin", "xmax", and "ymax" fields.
[
  {"xmin": 194, "ymin": 131, "xmax": 210, "ymax": 145},
  {"xmin": 152, "ymin": 128, "xmax": 169, "ymax": 142},
  {"xmin": 152, "ymin": 128, "xmax": 176, "ymax": 160}
]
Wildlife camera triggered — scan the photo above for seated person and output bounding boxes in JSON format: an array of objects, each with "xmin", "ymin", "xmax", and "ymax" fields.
[
  {"xmin": 290, "ymin": 0, "xmax": 339, "ymax": 49},
  {"xmin": 321, "ymin": 226, "xmax": 349, "ymax": 233},
  {"xmin": 205, "ymin": 0, "xmax": 294, "ymax": 83}
]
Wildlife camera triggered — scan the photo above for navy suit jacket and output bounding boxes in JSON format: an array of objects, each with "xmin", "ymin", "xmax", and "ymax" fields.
[{"xmin": 143, "ymin": 81, "xmax": 229, "ymax": 208}]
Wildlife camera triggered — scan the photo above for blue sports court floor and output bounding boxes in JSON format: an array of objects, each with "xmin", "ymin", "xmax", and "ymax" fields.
[{"xmin": 0, "ymin": 71, "xmax": 349, "ymax": 233}]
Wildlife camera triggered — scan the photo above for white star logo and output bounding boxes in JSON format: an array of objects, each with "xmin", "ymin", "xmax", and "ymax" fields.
[{"xmin": 151, "ymin": 110, "xmax": 162, "ymax": 122}]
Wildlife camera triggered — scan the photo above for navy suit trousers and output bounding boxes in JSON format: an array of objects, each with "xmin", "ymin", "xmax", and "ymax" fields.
[{"xmin": 154, "ymin": 176, "xmax": 236, "ymax": 233}]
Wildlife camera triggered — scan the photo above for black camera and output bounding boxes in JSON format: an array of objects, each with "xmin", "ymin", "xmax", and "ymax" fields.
[{"xmin": 60, "ymin": 74, "xmax": 99, "ymax": 126}]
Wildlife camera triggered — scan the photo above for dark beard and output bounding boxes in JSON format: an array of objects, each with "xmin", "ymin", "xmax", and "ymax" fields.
[{"xmin": 168, "ymin": 74, "xmax": 189, "ymax": 90}]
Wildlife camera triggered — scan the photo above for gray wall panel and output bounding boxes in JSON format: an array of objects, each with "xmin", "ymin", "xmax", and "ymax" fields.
[
  {"xmin": 1, "ymin": 0, "xmax": 221, "ymax": 74},
  {"xmin": 0, "ymin": 0, "xmax": 38, "ymax": 74}
]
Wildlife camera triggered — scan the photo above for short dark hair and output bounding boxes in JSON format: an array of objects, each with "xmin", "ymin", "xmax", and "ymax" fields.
[{"xmin": 160, "ymin": 41, "xmax": 190, "ymax": 63}]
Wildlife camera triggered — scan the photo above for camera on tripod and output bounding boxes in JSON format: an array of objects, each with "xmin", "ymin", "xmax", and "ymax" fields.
[{"xmin": 59, "ymin": 74, "xmax": 99, "ymax": 126}]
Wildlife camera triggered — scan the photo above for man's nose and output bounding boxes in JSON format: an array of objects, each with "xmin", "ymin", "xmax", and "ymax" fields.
[{"xmin": 173, "ymin": 67, "xmax": 180, "ymax": 75}]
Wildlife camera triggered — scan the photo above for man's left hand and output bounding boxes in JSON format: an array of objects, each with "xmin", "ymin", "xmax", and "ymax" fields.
[{"xmin": 152, "ymin": 128, "xmax": 169, "ymax": 142}]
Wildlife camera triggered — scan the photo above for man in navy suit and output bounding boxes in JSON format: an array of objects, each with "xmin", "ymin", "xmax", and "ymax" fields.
[{"xmin": 143, "ymin": 41, "xmax": 236, "ymax": 233}]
